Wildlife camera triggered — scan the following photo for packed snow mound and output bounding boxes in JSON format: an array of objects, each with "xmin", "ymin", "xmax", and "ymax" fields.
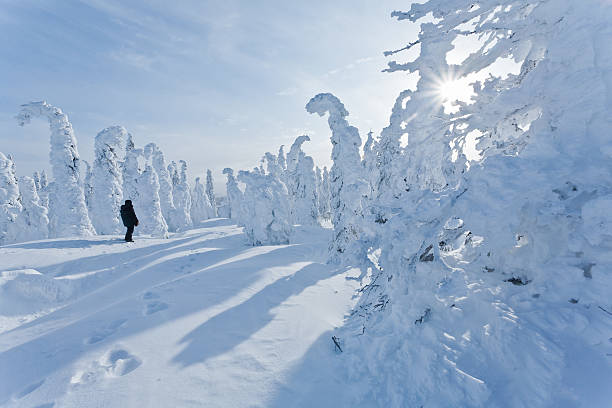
[{"xmin": 0, "ymin": 269, "xmax": 72, "ymax": 304}]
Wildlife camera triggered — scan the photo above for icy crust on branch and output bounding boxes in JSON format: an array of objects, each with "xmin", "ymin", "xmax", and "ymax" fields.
[
  {"xmin": 237, "ymin": 170, "xmax": 291, "ymax": 246},
  {"xmin": 91, "ymin": 126, "xmax": 126, "ymax": 234},
  {"xmin": 306, "ymin": 93, "xmax": 366, "ymax": 263},
  {"xmin": 341, "ymin": 1, "xmax": 612, "ymax": 407},
  {"xmin": 16, "ymin": 101, "xmax": 94, "ymax": 237},
  {"xmin": 137, "ymin": 165, "xmax": 168, "ymax": 238},
  {"xmin": 223, "ymin": 168, "xmax": 243, "ymax": 222}
]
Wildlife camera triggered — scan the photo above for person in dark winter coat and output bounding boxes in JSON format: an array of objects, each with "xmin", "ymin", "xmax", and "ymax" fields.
[{"xmin": 120, "ymin": 200, "xmax": 139, "ymax": 242}]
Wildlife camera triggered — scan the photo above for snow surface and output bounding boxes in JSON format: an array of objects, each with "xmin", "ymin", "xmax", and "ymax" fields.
[{"xmin": 0, "ymin": 220, "xmax": 361, "ymax": 407}]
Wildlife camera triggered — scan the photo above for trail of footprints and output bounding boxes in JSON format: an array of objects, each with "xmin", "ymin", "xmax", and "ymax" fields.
[{"xmin": 71, "ymin": 290, "xmax": 170, "ymax": 389}]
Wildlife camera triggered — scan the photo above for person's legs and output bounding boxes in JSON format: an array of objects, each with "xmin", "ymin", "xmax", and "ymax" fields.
[{"xmin": 125, "ymin": 225, "xmax": 134, "ymax": 242}]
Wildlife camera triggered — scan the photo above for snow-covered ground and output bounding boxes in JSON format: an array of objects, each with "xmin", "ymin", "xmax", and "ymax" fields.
[{"xmin": 0, "ymin": 219, "xmax": 361, "ymax": 407}]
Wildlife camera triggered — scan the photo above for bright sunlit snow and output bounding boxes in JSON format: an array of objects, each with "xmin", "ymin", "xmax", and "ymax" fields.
[{"xmin": 2, "ymin": 0, "xmax": 612, "ymax": 407}]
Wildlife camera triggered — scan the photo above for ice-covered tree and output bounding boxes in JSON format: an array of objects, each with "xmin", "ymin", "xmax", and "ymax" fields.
[
  {"xmin": 285, "ymin": 135, "xmax": 310, "ymax": 176},
  {"xmin": 337, "ymin": 1, "xmax": 612, "ymax": 406},
  {"xmin": 237, "ymin": 170, "xmax": 291, "ymax": 245},
  {"xmin": 122, "ymin": 133, "xmax": 142, "ymax": 203},
  {"xmin": 205, "ymin": 169, "xmax": 216, "ymax": 217},
  {"xmin": 37, "ymin": 170, "xmax": 49, "ymax": 209},
  {"xmin": 263, "ymin": 152, "xmax": 283, "ymax": 179},
  {"xmin": 16, "ymin": 101, "xmax": 94, "ymax": 237},
  {"xmin": 147, "ymin": 143, "xmax": 178, "ymax": 232},
  {"xmin": 81, "ymin": 159, "xmax": 93, "ymax": 212},
  {"xmin": 136, "ymin": 165, "xmax": 168, "ymax": 238},
  {"xmin": 172, "ymin": 160, "xmax": 192, "ymax": 230},
  {"xmin": 277, "ymin": 145, "xmax": 287, "ymax": 172},
  {"xmin": 318, "ymin": 166, "xmax": 331, "ymax": 220},
  {"xmin": 223, "ymin": 167, "xmax": 243, "ymax": 222},
  {"xmin": 191, "ymin": 176, "xmax": 214, "ymax": 223},
  {"xmin": 306, "ymin": 93, "xmax": 366, "ymax": 262},
  {"xmin": 292, "ymin": 152, "xmax": 318, "ymax": 225},
  {"xmin": 18, "ymin": 176, "xmax": 49, "ymax": 241},
  {"xmin": 90, "ymin": 126, "xmax": 126, "ymax": 234},
  {"xmin": 0, "ymin": 152, "xmax": 23, "ymax": 245}
]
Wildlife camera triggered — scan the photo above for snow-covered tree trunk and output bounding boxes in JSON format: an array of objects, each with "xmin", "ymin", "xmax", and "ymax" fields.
[
  {"xmin": 306, "ymin": 93, "xmax": 366, "ymax": 263},
  {"xmin": 172, "ymin": 160, "xmax": 192, "ymax": 230},
  {"xmin": 136, "ymin": 165, "xmax": 168, "ymax": 238},
  {"xmin": 91, "ymin": 126, "xmax": 126, "ymax": 235},
  {"xmin": 205, "ymin": 169, "xmax": 217, "ymax": 217},
  {"xmin": 16, "ymin": 101, "xmax": 94, "ymax": 237}
]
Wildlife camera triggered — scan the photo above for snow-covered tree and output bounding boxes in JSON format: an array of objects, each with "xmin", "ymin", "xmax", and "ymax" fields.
[
  {"xmin": 16, "ymin": 101, "xmax": 94, "ymax": 237},
  {"xmin": 335, "ymin": 1, "xmax": 612, "ymax": 406},
  {"xmin": 91, "ymin": 126, "xmax": 126, "ymax": 234},
  {"xmin": 285, "ymin": 135, "xmax": 310, "ymax": 176},
  {"xmin": 205, "ymin": 169, "xmax": 216, "ymax": 217},
  {"xmin": 292, "ymin": 152, "xmax": 318, "ymax": 225},
  {"xmin": 172, "ymin": 160, "xmax": 192, "ymax": 230},
  {"xmin": 191, "ymin": 176, "xmax": 214, "ymax": 223},
  {"xmin": 318, "ymin": 166, "xmax": 331, "ymax": 220},
  {"xmin": 277, "ymin": 145, "xmax": 287, "ymax": 172},
  {"xmin": 18, "ymin": 176, "xmax": 49, "ymax": 241},
  {"xmin": 223, "ymin": 167, "xmax": 243, "ymax": 222},
  {"xmin": 237, "ymin": 170, "xmax": 291, "ymax": 245},
  {"xmin": 0, "ymin": 152, "xmax": 23, "ymax": 245},
  {"xmin": 37, "ymin": 170, "xmax": 49, "ymax": 210},
  {"xmin": 122, "ymin": 133, "xmax": 142, "ymax": 204},
  {"xmin": 306, "ymin": 93, "xmax": 366, "ymax": 262},
  {"xmin": 136, "ymin": 165, "xmax": 168, "ymax": 238},
  {"xmin": 263, "ymin": 153, "xmax": 283, "ymax": 179},
  {"xmin": 147, "ymin": 143, "xmax": 178, "ymax": 232},
  {"xmin": 81, "ymin": 159, "xmax": 93, "ymax": 213}
]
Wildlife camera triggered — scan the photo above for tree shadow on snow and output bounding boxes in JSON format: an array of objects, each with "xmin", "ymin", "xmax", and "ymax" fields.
[
  {"xmin": 0, "ymin": 237, "xmax": 320, "ymax": 402},
  {"xmin": 171, "ymin": 262, "xmax": 338, "ymax": 367},
  {"xmin": 4, "ymin": 237, "xmax": 126, "ymax": 250}
]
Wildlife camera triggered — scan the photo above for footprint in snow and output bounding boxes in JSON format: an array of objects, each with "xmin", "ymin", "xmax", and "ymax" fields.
[
  {"xmin": 70, "ymin": 347, "xmax": 141, "ymax": 387},
  {"xmin": 144, "ymin": 301, "xmax": 169, "ymax": 315},
  {"xmin": 84, "ymin": 318, "xmax": 128, "ymax": 345},
  {"xmin": 102, "ymin": 348, "xmax": 142, "ymax": 377},
  {"xmin": 142, "ymin": 291, "xmax": 160, "ymax": 300}
]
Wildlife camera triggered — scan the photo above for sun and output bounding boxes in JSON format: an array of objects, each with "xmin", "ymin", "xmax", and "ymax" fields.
[{"xmin": 431, "ymin": 71, "xmax": 476, "ymax": 114}]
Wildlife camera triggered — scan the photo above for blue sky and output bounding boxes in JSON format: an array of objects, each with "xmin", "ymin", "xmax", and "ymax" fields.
[{"xmin": 0, "ymin": 0, "xmax": 420, "ymax": 191}]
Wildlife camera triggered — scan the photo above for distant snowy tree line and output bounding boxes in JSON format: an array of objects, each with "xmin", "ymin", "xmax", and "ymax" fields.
[{"xmin": 0, "ymin": 101, "xmax": 222, "ymax": 244}]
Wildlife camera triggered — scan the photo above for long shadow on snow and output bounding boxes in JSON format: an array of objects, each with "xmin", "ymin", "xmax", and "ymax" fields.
[
  {"xmin": 1, "ymin": 231, "xmax": 250, "ymax": 336},
  {"xmin": 0, "ymin": 240, "xmax": 317, "ymax": 401},
  {"xmin": 41, "ymin": 231, "xmax": 240, "ymax": 278},
  {"xmin": 172, "ymin": 262, "xmax": 338, "ymax": 367},
  {"xmin": 265, "ymin": 329, "xmax": 352, "ymax": 408},
  {"xmin": 4, "ymin": 238, "xmax": 126, "ymax": 250}
]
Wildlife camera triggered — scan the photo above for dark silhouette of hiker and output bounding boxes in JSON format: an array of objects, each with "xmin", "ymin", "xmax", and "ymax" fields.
[{"xmin": 120, "ymin": 200, "xmax": 139, "ymax": 242}]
